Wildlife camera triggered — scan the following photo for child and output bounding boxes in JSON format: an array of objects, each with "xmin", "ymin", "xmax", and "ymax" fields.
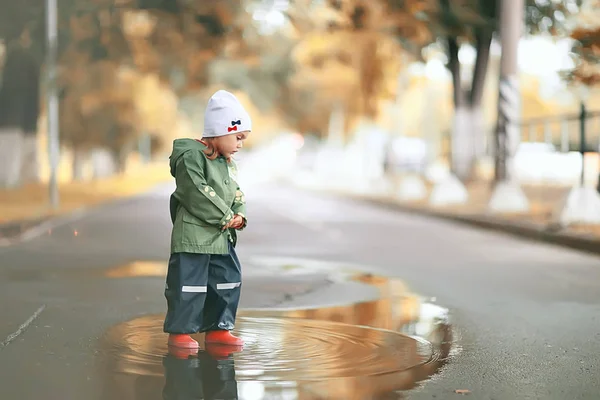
[{"xmin": 163, "ymin": 90, "xmax": 250, "ymax": 350}]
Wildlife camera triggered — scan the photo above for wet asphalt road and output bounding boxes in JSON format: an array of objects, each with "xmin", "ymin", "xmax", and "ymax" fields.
[{"xmin": 0, "ymin": 180, "xmax": 600, "ymax": 399}]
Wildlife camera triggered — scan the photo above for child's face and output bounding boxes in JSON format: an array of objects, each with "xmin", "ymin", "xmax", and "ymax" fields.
[{"xmin": 215, "ymin": 131, "xmax": 249, "ymax": 158}]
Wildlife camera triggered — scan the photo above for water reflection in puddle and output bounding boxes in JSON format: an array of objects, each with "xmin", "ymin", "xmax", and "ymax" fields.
[
  {"xmin": 98, "ymin": 272, "xmax": 453, "ymax": 399},
  {"xmin": 104, "ymin": 261, "xmax": 166, "ymax": 278}
]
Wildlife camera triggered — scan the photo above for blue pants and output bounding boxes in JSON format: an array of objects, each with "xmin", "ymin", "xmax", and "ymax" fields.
[
  {"xmin": 162, "ymin": 351, "xmax": 238, "ymax": 399},
  {"xmin": 163, "ymin": 244, "xmax": 242, "ymax": 334}
]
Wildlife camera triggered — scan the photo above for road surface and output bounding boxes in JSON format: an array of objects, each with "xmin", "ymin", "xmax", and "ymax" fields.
[{"xmin": 0, "ymin": 181, "xmax": 599, "ymax": 399}]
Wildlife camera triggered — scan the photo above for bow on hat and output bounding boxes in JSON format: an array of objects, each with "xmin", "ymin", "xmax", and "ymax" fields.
[{"xmin": 228, "ymin": 120, "xmax": 241, "ymax": 132}]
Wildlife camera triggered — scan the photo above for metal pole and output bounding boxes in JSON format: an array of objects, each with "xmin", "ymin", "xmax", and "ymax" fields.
[
  {"xmin": 580, "ymin": 102, "xmax": 586, "ymax": 185},
  {"xmin": 46, "ymin": 0, "xmax": 60, "ymax": 208},
  {"xmin": 560, "ymin": 119, "xmax": 569, "ymax": 152},
  {"xmin": 494, "ymin": 0, "xmax": 524, "ymax": 182},
  {"xmin": 544, "ymin": 121, "xmax": 551, "ymax": 145}
]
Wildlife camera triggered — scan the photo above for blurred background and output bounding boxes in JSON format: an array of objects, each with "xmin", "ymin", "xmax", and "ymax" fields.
[
  {"xmin": 1, "ymin": 0, "xmax": 600, "ymax": 231},
  {"xmin": 3, "ymin": 4, "xmax": 600, "ymax": 398}
]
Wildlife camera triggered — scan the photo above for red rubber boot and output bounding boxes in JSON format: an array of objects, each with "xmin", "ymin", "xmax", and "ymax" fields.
[
  {"xmin": 168, "ymin": 334, "xmax": 199, "ymax": 349},
  {"xmin": 205, "ymin": 343, "xmax": 243, "ymax": 360},
  {"xmin": 205, "ymin": 330, "xmax": 244, "ymax": 346},
  {"xmin": 168, "ymin": 346, "xmax": 199, "ymax": 359}
]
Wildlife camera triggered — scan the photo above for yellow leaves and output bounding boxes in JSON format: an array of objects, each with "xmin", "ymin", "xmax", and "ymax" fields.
[
  {"xmin": 291, "ymin": 27, "xmax": 403, "ymax": 122},
  {"xmin": 69, "ymin": 12, "xmax": 100, "ymax": 42},
  {"xmin": 405, "ymin": 0, "xmax": 436, "ymax": 14},
  {"xmin": 292, "ymin": 34, "xmax": 336, "ymax": 63},
  {"xmin": 80, "ymin": 93, "xmax": 104, "ymax": 117},
  {"xmin": 122, "ymin": 10, "xmax": 157, "ymax": 38},
  {"xmin": 211, "ymin": 2, "xmax": 236, "ymax": 27},
  {"xmin": 571, "ymin": 27, "xmax": 600, "ymax": 47},
  {"xmin": 569, "ymin": 26, "xmax": 600, "ymax": 87},
  {"xmin": 276, "ymin": 0, "xmax": 427, "ymax": 133},
  {"xmin": 566, "ymin": 1, "xmax": 600, "ymax": 86},
  {"xmin": 570, "ymin": 67, "xmax": 600, "ymax": 87},
  {"xmin": 132, "ymin": 73, "xmax": 179, "ymax": 135}
]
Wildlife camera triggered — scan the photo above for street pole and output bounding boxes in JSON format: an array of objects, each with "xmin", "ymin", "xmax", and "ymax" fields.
[
  {"xmin": 579, "ymin": 102, "xmax": 586, "ymax": 186},
  {"xmin": 46, "ymin": 0, "xmax": 60, "ymax": 209},
  {"xmin": 488, "ymin": 0, "xmax": 529, "ymax": 212},
  {"xmin": 494, "ymin": 0, "xmax": 523, "ymax": 183}
]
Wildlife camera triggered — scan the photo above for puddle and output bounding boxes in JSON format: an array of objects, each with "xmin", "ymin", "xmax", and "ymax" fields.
[
  {"xmin": 0, "ymin": 261, "xmax": 168, "ymax": 283},
  {"xmin": 97, "ymin": 267, "xmax": 453, "ymax": 399},
  {"xmin": 104, "ymin": 261, "xmax": 166, "ymax": 278}
]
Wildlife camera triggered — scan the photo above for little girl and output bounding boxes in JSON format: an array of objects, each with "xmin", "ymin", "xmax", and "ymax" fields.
[{"xmin": 164, "ymin": 90, "xmax": 250, "ymax": 349}]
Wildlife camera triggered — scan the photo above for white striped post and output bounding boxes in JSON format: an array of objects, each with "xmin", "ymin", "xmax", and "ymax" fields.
[
  {"xmin": 494, "ymin": 0, "xmax": 523, "ymax": 183},
  {"xmin": 489, "ymin": 0, "xmax": 529, "ymax": 212},
  {"xmin": 496, "ymin": 73, "xmax": 521, "ymax": 181}
]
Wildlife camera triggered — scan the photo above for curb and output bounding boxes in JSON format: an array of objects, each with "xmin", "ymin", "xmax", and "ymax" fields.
[
  {"xmin": 0, "ymin": 182, "xmax": 171, "ymax": 249},
  {"xmin": 351, "ymin": 194, "xmax": 600, "ymax": 257},
  {"xmin": 0, "ymin": 207, "xmax": 89, "ymax": 248},
  {"xmin": 291, "ymin": 180, "xmax": 600, "ymax": 258}
]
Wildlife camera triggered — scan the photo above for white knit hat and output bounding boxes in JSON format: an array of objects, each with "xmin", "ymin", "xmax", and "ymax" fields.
[{"xmin": 203, "ymin": 90, "xmax": 252, "ymax": 138}]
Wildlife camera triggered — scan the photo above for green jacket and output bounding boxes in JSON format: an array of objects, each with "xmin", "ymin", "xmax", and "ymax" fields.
[{"xmin": 168, "ymin": 138, "xmax": 247, "ymax": 255}]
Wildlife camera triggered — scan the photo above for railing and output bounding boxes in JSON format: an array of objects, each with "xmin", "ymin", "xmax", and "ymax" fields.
[
  {"xmin": 387, "ymin": 106, "xmax": 600, "ymax": 188},
  {"xmin": 516, "ymin": 106, "xmax": 600, "ymax": 186},
  {"xmin": 519, "ymin": 107, "xmax": 600, "ymax": 152}
]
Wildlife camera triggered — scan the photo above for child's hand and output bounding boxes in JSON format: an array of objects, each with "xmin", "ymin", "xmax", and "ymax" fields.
[
  {"xmin": 230, "ymin": 215, "xmax": 245, "ymax": 229},
  {"xmin": 223, "ymin": 215, "xmax": 244, "ymax": 230}
]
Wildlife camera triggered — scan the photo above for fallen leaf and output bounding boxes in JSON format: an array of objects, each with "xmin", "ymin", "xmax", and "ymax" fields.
[{"xmin": 454, "ymin": 389, "xmax": 471, "ymax": 395}]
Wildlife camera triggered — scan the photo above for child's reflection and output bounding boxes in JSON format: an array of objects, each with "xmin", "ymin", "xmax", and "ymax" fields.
[{"xmin": 162, "ymin": 344, "xmax": 242, "ymax": 400}]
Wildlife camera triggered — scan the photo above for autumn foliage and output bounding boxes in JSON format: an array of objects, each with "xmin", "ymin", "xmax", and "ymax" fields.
[
  {"xmin": 0, "ymin": 0, "xmax": 595, "ymax": 154},
  {"xmin": 561, "ymin": 0, "xmax": 600, "ymax": 87},
  {"xmin": 569, "ymin": 27, "xmax": 600, "ymax": 86}
]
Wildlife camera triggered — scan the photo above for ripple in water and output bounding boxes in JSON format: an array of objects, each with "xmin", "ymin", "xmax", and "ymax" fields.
[
  {"xmin": 101, "ymin": 314, "xmax": 431, "ymax": 382},
  {"xmin": 97, "ymin": 271, "xmax": 454, "ymax": 399}
]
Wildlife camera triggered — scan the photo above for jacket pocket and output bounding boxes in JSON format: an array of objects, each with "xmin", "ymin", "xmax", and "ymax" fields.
[
  {"xmin": 181, "ymin": 212, "xmax": 221, "ymax": 245},
  {"xmin": 182, "ymin": 212, "xmax": 210, "ymax": 226}
]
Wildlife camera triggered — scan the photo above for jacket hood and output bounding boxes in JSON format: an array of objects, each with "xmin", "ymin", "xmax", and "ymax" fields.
[{"xmin": 169, "ymin": 138, "xmax": 206, "ymax": 177}]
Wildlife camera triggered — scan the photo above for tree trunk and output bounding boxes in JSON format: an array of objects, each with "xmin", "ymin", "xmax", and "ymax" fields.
[
  {"xmin": 138, "ymin": 134, "xmax": 152, "ymax": 164},
  {"xmin": 447, "ymin": 30, "xmax": 491, "ymax": 182},
  {"xmin": 327, "ymin": 102, "xmax": 345, "ymax": 146},
  {"xmin": 20, "ymin": 133, "xmax": 40, "ymax": 184},
  {"xmin": 91, "ymin": 148, "xmax": 117, "ymax": 179},
  {"xmin": 451, "ymin": 105, "xmax": 486, "ymax": 181},
  {"xmin": 469, "ymin": 105, "xmax": 486, "ymax": 164},
  {"xmin": 0, "ymin": 45, "xmax": 41, "ymax": 188},
  {"xmin": 451, "ymin": 106, "xmax": 474, "ymax": 181},
  {"xmin": 0, "ymin": 128, "xmax": 23, "ymax": 188},
  {"xmin": 447, "ymin": 37, "xmax": 471, "ymax": 180},
  {"xmin": 469, "ymin": 30, "xmax": 492, "ymax": 171},
  {"xmin": 72, "ymin": 146, "xmax": 88, "ymax": 181},
  {"xmin": 114, "ymin": 141, "xmax": 134, "ymax": 175},
  {"xmin": 114, "ymin": 149, "xmax": 128, "ymax": 175}
]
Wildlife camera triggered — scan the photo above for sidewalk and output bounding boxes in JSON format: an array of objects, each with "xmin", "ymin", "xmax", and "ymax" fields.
[
  {"xmin": 293, "ymin": 173, "xmax": 600, "ymax": 257},
  {"xmin": 0, "ymin": 161, "xmax": 171, "ymax": 239}
]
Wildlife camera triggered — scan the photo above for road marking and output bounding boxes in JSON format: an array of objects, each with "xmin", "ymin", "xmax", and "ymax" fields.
[
  {"xmin": 0, "ymin": 305, "xmax": 46, "ymax": 350},
  {"xmin": 0, "ymin": 208, "xmax": 88, "ymax": 248},
  {"xmin": 0, "ymin": 184, "xmax": 172, "ymax": 249}
]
